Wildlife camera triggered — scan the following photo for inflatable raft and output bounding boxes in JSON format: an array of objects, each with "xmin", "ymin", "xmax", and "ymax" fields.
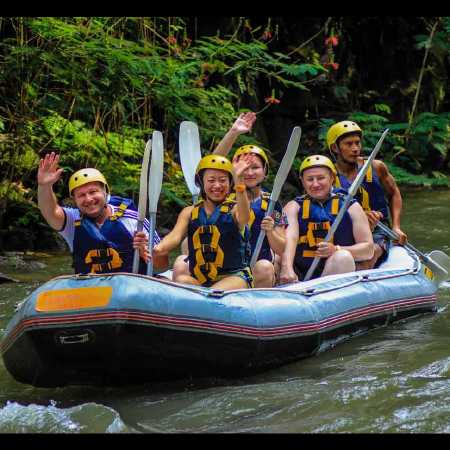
[{"xmin": 1, "ymin": 246, "xmax": 439, "ymax": 387}]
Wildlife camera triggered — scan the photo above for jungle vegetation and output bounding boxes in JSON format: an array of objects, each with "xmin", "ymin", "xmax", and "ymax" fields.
[{"xmin": 1, "ymin": 17, "xmax": 449, "ymax": 250}]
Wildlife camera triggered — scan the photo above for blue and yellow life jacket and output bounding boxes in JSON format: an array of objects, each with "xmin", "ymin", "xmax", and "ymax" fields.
[
  {"xmin": 72, "ymin": 196, "xmax": 138, "ymax": 274},
  {"xmin": 294, "ymin": 190, "xmax": 355, "ymax": 279},
  {"xmin": 187, "ymin": 198, "xmax": 248, "ymax": 286},
  {"xmin": 334, "ymin": 163, "xmax": 390, "ymax": 222},
  {"xmin": 229, "ymin": 190, "xmax": 277, "ymax": 262}
]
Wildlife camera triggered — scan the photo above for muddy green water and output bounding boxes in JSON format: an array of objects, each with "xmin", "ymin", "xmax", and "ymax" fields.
[{"xmin": 1, "ymin": 189, "xmax": 450, "ymax": 433}]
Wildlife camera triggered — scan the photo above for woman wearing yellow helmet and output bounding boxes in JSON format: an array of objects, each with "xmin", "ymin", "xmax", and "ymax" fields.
[
  {"xmin": 37, "ymin": 152, "xmax": 167, "ymax": 275},
  {"xmin": 209, "ymin": 113, "xmax": 287, "ymax": 288},
  {"xmin": 153, "ymin": 154, "xmax": 254, "ymax": 290},
  {"xmin": 279, "ymin": 154, "xmax": 374, "ymax": 282},
  {"xmin": 327, "ymin": 120, "xmax": 407, "ymax": 269}
]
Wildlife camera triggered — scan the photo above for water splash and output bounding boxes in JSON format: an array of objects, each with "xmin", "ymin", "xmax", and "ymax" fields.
[{"xmin": 0, "ymin": 400, "xmax": 133, "ymax": 433}]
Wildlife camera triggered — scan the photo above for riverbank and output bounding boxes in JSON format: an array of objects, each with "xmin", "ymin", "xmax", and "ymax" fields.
[{"xmin": 0, "ymin": 251, "xmax": 72, "ymax": 284}]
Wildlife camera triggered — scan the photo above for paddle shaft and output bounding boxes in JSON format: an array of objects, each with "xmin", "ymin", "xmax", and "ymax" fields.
[
  {"xmin": 303, "ymin": 128, "xmax": 390, "ymax": 281},
  {"xmin": 250, "ymin": 126, "xmax": 302, "ymax": 268},
  {"xmin": 146, "ymin": 212, "xmax": 157, "ymax": 276},
  {"xmin": 376, "ymin": 221, "xmax": 449, "ymax": 276},
  {"xmin": 250, "ymin": 198, "xmax": 276, "ymax": 268},
  {"xmin": 146, "ymin": 131, "xmax": 165, "ymax": 277},
  {"xmin": 132, "ymin": 139, "xmax": 152, "ymax": 274}
]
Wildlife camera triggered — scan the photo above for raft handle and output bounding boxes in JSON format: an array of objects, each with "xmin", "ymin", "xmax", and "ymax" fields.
[
  {"xmin": 55, "ymin": 329, "xmax": 95, "ymax": 345},
  {"xmin": 208, "ymin": 289, "xmax": 225, "ymax": 298},
  {"xmin": 74, "ymin": 273, "xmax": 95, "ymax": 280}
]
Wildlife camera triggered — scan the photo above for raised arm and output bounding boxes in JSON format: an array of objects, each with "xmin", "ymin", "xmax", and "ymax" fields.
[
  {"xmin": 231, "ymin": 153, "xmax": 252, "ymax": 229},
  {"xmin": 213, "ymin": 112, "xmax": 256, "ymax": 157},
  {"xmin": 37, "ymin": 152, "xmax": 66, "ymax": 230}
]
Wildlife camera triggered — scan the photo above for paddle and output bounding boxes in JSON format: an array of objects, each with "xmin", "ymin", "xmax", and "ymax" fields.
[
  {"xmin": 132, "ymin": 139, "xmax": 152, "ymax": 274},
  {"xmin": 146, "ymin": 130, "xmax": 165, "ymax": 276},
  {"xmin": 376, "ymin": 221, "xmax": 450, "ymax": 284},
  {"xmin": 249, "ymin": 126, "xmax": 302, "ymax": 268},
  {"xmin": 179, "ymin": 121, "xmax": 202, "ymax": 203},
  {"xmin": 303, "ymin": 128, "xmax": 390, "ymax": 281}
]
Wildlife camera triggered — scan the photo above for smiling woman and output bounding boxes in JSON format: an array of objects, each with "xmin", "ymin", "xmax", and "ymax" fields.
[
  {"xmin": 152, "ymin": 154, "xmax": 253, "ymax": 291},
  {"xmin": 280, "ymin": 154, "xmax": 374, "ymax": 283}
]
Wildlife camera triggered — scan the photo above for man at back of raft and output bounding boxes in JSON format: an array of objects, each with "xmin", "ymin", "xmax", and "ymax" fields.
[
  {"xmin": 327, "ymin": 120, "xmax": 407, "ymax": 269},
  {"xmin": 279, "ymin": 155, "xmax": 374, "ymax": 282},
  {"xmin": 37, "ymin": 152, "xmax": 168, "ymax": 275}
]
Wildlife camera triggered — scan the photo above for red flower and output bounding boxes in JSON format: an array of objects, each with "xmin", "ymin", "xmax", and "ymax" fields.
[
  {"xmin": 262, "ymin": 30, "xmax": 272, "ymax": 41},
  {"xmin": 264, "ymin": 96, "xmax": 281, "ymax": 105},
  {"xmin": 323, "ymin": 62, "xmax": 340, "ymax": 71},
  {"xmin": 325, "ymin": 35, "xmax": 339, "ymax": 47}
]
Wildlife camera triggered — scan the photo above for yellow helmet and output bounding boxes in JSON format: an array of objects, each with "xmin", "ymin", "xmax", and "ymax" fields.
[
  {"xmin": 195, "ymin": 155, "xmax": 234, "ymax": 177},
  {"xmin": 326, "ymin": 120, "xmax": 362, "ymax": 150},
  {"xmin": 233, "ymin": 145, "xmax": 269, "ymax": 172},
  {"xmin": 299, "ymin": 155, "xmax": 337, "ymax": 176},
  {"xmin": 69, "ymin": 168, "xmax": 109, "ymax": 196}
]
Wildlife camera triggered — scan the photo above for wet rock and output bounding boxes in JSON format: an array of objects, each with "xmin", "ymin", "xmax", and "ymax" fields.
[
  {"xmin": 0, "ymin": 252, "xmax": 47, "ymax": 271},
  {"xmin": 0, "ymin": 272, "xmax": 19, "ymax": 283}
]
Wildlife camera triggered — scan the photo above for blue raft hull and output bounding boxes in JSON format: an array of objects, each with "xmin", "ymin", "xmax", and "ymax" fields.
[{"xmin": 1, "ymin": 247, "xmax": 439, "ymax": 387}]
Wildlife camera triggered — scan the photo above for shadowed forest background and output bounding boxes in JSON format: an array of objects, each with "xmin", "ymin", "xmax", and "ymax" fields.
[{"xmin": 1, "ymin": 17, "xmax": 449, "ymax": 251}]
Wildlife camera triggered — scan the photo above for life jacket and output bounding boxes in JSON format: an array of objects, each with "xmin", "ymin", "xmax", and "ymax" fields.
[
  {"xmin": 187, "ymin": 198, "xmax": 248, "ymax": 286},
  {"xmin": 72, "ymin": 196, "xmax": 138, "ymax": 274},
  {"xmin": 294, "ymin": 190, "xmax": 355, "ymax": 279},
  {"xmin": 334, "ymin": 162, "xmax": 390, "ymax": 223},
  {"xmin": 228, "ymin": 190, "xmax": 276, "ymax": 262}
]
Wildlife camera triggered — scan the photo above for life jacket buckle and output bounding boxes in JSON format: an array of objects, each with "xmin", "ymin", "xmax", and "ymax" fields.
[{"xmin": 201, "ymin": 244, "xmax": 215, "ymax": 254}]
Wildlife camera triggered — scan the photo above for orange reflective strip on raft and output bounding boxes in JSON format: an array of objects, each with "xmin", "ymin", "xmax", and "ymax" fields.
[{"xmin": 36, "ymin": 286, "xmax": 113, "ymax": 312}]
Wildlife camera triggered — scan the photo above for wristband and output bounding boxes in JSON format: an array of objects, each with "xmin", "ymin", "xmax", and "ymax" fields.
[{"xmin": 235, "ymin": 183, "xmax": 246, "ymax": 193}]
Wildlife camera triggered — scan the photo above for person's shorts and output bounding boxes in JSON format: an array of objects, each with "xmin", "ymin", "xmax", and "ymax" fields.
[
  {"xmin": 373, "ymin": 230, "xmax": 391, "ymax": 268},
  {"xmin": 294, "ymin": 259, "xmax": 326, "ymax": 281},
  {"xmin": 201, "ymin": 266, "xmax": 254, "ymax": 288}
]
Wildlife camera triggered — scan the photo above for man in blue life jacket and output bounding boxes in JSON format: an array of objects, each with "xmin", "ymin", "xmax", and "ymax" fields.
[
  {"xmin": 326, "ymin": 120, "xmax": 407, "ymax": 269},
  {"xmin": 37, "ymin": 152, "xmax": 168, "ymax": 275},
  {"xmin": 279, "ymin": 155, "xmax": 374, "ymax": 283}
]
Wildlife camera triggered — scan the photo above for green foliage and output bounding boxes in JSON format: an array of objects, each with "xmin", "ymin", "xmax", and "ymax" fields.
[
  {"xmin": 374, "ymin": 104, "xmax": 392, "ymax": 115},
  {"xmin": 1, "ymin": 16, "xmax": 450, "ymax": 250},
  {"xmin": 387, "ymin": 162, "xmax": 449, "ymax": 187},
  {"xmin": 0, "ymin": 17, "xmax": 326, "ymax": 232},
  {"xmin": 317, "ymin": 110, "xmax": 450, "ymax": 187}
]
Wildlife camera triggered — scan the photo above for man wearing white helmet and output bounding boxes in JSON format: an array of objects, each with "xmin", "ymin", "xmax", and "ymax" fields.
[
  {"xmin": 327, "ymin": 120, "xmax": 407, "ymax": 269},
  {"xmin": 37, "ymin": 152, "xmax": 167, "ymax": 275}
]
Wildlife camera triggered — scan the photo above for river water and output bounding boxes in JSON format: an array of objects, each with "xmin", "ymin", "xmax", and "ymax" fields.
[{"xmin": 1, "ymin": 188, "xmax": 450, "ymax": 433}]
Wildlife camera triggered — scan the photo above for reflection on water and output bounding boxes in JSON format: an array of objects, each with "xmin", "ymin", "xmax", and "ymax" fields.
[{"xmin": 0, "ymin": 188, "xmax": 450, "ymax": 433}]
